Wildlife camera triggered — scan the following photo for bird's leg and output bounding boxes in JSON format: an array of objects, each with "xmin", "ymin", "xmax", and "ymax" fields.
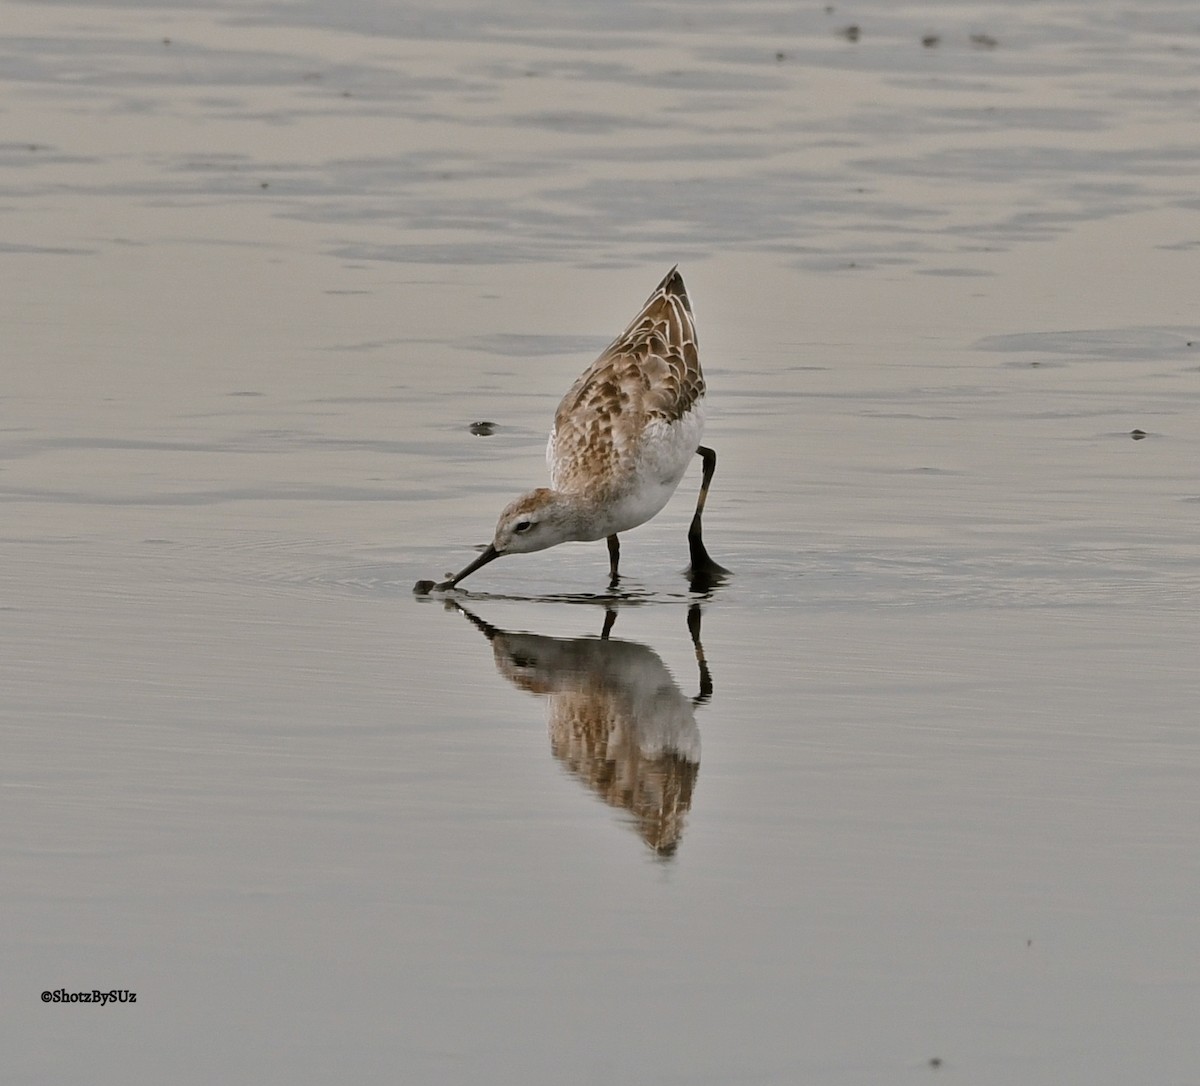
[
  {"xmin": 687, "ymin": 445, "xmax": 730, "ymax": 587},
  {"xmin": 607, "ymin": 534, "xmax": 621, "ymax": 588},
  {"xmin": 600, "ymin": 607, "xmax": 617, "ymax": 640},
  {"xmin": 687, "ymin": 603, "xmax": 714, "ymax": 705}
]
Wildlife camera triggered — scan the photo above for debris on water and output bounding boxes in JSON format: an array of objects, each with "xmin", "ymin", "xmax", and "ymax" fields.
[
  {"xmin": 470, "ymin": 420, "xmax": 497, "ymax": 436},
  {"xmin": 929, "ymin": 1056, "xmax": 943, "ymax": 1069},
  {"xmin": 1130, "ymin": 429, "xmax": 1147, "ymax": 440},
  {"xmin": 922, "ymin": 34, "xmax": 940, "ymax": 47},
  {"xmin": 775, "ymin": 51, "xmax": 787, "ymax": 62},
  {"xmin": 970, "ymin": 32, "xmax": 999, "ymax": 48},
  {"xmin": 838, "ymin": 25, "xmax": 861, "ymax": 41}
]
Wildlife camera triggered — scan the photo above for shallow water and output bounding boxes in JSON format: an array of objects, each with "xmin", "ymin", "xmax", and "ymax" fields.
[{"xmin": 4, "ymin": 1, "xmax": 1199, "ymax": 1083}]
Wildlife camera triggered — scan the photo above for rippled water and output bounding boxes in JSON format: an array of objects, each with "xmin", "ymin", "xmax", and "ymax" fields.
[{"xmin": 4, "ymin": 1, "xmax": 1199, "ymax": 1083}]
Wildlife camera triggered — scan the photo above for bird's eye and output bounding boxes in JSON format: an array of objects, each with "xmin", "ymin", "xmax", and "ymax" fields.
[{"xmin": 514, "ymin": 520, "xmax": 533, "ymax": 534}]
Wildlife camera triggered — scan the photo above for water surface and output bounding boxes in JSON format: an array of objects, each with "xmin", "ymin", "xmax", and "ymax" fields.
[{"xmin": 4, "ymin": 1, "xmax": 1199, "ymax": 1083}]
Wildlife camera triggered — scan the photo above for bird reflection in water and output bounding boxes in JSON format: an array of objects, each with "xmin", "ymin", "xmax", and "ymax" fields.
[{"xmin": 449, "ymin": 602, "xmax": 714, "ymax": 858}]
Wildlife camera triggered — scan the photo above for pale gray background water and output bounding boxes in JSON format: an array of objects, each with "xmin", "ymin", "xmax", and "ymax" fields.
[{"xmin": 3, "ymin": 1, "xmax": 1198, "ymax": 1083}]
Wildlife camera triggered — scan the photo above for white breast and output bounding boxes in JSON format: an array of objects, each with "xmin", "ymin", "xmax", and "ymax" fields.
[{"xmin": 601, "ymin": 407, "xmax": 704, "ymax": 535}]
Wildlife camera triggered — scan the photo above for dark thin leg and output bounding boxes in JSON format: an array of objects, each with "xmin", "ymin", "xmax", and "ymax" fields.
[
  {"xmin": 687, "ymin": 604, "xmax": 714, "ymax": 705},
  {"xmin": 607, "ymin": 533, "xmax": 621, "ymax": 587},
  {"xmin": 687, "ymin": 445, "xmax": 730, "ymax": 590},
  {"xmin": 600, "ymin": 608, "xmax": 617, "ymax": 640}
]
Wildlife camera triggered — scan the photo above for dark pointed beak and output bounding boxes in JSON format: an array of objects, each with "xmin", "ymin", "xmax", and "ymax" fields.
[{"xmin": 434, "ymin": 543, "xmax": 500, "ymax": 590}]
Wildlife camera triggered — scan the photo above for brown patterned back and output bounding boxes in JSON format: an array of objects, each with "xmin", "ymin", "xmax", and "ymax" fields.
[{"xmin": 550, "ymin": 268, "xmax": 704, "ymax": 494}]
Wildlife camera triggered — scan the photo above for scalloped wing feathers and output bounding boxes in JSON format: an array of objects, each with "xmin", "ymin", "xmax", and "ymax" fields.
[{"xmin": 549, "ymin": 268, "xmax": 704, "ymax": 496}]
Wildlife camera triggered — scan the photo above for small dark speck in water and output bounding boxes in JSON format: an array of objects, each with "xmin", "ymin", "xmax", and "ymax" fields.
[
  {"xmin": 260, "ymin": 181, "xmax": 269, "ymax": 189},
  {"xmin": 970, "ymin": 32, "xmax": 999, "ymax": 48},
  {"xmin": 775, "ymin": 51, "xmax": 787, "ymax": 61},
  {"xmin": 922, "ymin": 34, "xmax": 940, "ymax": 47},
  {"xmin": 162, "ymin": 37, "xmax": 171, "ymax": 45},
  {"xmin": 470, "ymin": 420, "xmax": 497, "ymax": 436},
  {"xmin": 839, "ymin": 25, "xmax": 860, "ymax": 41},
  {"xmin": 929, "ymin": 1057, "xmax": 943, "ymax": 1069},
  {"xmin": 1027, "ymin": 938, "xmax": 1033, "ymax": 947},
  {"xmin": 1130, "ymin": 429, "xmax": 1147, "ymax": 440}
]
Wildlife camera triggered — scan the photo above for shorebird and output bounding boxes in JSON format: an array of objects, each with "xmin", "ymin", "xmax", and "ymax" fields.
[
  {"xmin": 448, "ymin": 602, "xmax": 713, "ymax": 857},
  {"xmin": 414, "ymin": 267, "xmax": 728, "ymax": 593}
]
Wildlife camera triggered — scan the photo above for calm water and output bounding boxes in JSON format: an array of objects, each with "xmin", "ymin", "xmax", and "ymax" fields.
[{"xmin": 4, "ymin": 1, "xmax": 1199, "ymax": 1083}]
